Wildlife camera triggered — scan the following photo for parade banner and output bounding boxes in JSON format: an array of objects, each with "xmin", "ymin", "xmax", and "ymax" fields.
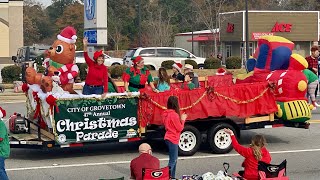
[{"xmin": 53, "ymin": 97, "xmax": 139, "ymax": 144}]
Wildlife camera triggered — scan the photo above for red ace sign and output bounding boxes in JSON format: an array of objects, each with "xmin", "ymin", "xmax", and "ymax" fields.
[{"xmin": 271, "ymin": 22, "xmax": 292, "ymax": 32}]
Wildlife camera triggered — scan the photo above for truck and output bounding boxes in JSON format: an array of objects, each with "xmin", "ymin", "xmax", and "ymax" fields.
[
  {"xmin": 11, "ymin": 45, "xmax": 50, "ymax": 82},
  {"xmin": 7, "ymin": 75, "xmax": 311, "ymax": 156}
]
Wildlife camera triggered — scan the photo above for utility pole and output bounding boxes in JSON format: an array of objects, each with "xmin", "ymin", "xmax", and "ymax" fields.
[
  {"xmin": 245, "ymin": 0, "xmax": 249, "ymax": 65},
  {"xmin": 138, "ymin": 0, "xmax": 142, "ymax": 47}
]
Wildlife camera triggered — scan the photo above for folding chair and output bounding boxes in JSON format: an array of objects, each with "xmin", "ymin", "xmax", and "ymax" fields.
[
  {"xmin": 258, "ymin": 160, "xmax": 289, "ymax": 180},
  {"xmin": 142, "ymin": 166, "xmax": 170, "ymax": 180}
]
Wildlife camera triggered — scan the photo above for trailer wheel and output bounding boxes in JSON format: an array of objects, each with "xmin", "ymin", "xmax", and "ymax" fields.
[
  {"xmin": 178, "ymin": 125, "xmax": 201, "ymax": 156},
  {"xmin": 208, "ymin": 123, "xmax": 235, "ymax": 154}
]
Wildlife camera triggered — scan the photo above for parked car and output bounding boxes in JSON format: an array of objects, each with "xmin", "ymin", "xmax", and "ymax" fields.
[
  {"xmin": 123, "ymin": 47, "xmax": 206, "ymax": 70},
  {"xmin": 75, "ymin": 51, "xmax": 123, "ymax": 66}
]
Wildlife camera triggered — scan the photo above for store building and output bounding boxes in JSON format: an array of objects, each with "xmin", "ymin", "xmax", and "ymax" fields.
[
  {"xmin": 0, "ymin": 0, "xmax": 23, "ymax": 64},
  {"xmin": 175, "ymin": 11, "xmax": 319, "ymax": 61},
  {"xmin": 219, "ymin": 11, "xmax": 319, "ymax": 60},
  {"xmin": 174, "ymin": 30, "xmax": 219, "ymax": 58}
]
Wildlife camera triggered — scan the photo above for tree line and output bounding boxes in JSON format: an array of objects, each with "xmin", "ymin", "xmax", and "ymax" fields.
[{"xmin": 24, "ymin": 0, "xmax": 320, "ymax": 51}]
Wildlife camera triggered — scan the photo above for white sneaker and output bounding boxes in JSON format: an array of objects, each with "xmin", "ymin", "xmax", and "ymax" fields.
[{"xmin": 315, "ymin": 102, "xmax": 320, "ymax": 107}]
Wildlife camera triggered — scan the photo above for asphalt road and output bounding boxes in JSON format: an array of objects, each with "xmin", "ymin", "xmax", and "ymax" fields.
[{"xmin": 1, "ymin": 102, "xmax": 320, "ymax": 180}]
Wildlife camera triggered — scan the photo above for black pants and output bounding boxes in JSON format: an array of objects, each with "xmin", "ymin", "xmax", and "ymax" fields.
[{"xmin": 316, "ymin": 84, "xmax": 319, "ymax": 97}]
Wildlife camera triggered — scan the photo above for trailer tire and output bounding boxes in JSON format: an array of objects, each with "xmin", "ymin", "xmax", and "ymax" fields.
[
  {"xmin": 178, "ymin": 125, "xmax": 201, "ymax": 156},
  {"xmin": 208, "ymin": 123, "xmax": 235, "ymax": 154}
]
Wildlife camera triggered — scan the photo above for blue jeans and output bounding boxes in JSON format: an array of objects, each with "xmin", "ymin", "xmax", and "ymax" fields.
[
  {"xmin": 82, "ymin": 84, "xmax": 103, "ymax": 95},
  {"xmin": 0, "ymin": 157, "xmax": 9, "ymax": 180},
  {"xmin": 165, "ymin": 140, "xmax": 178, "ymax": 178}
]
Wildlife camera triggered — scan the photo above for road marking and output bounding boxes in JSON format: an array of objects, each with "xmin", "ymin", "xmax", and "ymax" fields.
[
  {"xmin": 307, "ymin": 120, "xmax": 320, "ymax": 123},
  {"xmin": 0, "ymin": 100, "xmax": 26, "ymax": 104},
  {"xmin": 7, "ymin": 148, "xmax": 320, "ymax": 171}
]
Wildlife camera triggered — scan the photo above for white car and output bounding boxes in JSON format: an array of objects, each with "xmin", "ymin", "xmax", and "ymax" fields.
[
  {"xmin": 123, "ymin": 47, "xmax": 206, "ymax": 70},
  {"xmin": 75, "ymin": 51, "xmax": 123, "ymax": 66}
]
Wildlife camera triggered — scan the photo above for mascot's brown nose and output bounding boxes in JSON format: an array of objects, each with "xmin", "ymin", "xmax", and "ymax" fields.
[{"xmin": 49, "ymin": 47, "xmax": 53, "ymax": 50}]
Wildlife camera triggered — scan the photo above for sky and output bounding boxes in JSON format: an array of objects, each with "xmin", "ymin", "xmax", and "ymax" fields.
[{"xmin": 39, "ymin": 0, "xmax": 52, "ymax": 7}]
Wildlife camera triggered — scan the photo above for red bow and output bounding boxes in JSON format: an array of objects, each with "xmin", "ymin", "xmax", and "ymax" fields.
[
  {"xmin": 46, "ymin": 95, "xmax": 59, "ymax": 114},
  {"xmin": 22, "ymin": 83, "xmax": 29, "ymax": 93}
]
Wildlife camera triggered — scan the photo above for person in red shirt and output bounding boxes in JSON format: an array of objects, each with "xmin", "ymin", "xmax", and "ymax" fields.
[
  {"xmin": 224, "ymin": 128, "xmax": 271, "ymax": 180},
  {"xmin": 130, "ymin": 143, "xmax": 160, "ymax": 180},
  {"xmin": 82, "ymin": 37, "xmax": 108, "ymax": 98},
  {"xmin": 162, "ymin": 96, "xmax": 187, "ymax": 178},
  {"xmin": 306, "ymin": 46, "xmax": 320, "ymax": 97},
  {"xmin": 306, "ymin": 46, "xmax": 319, "ymax": 75}
]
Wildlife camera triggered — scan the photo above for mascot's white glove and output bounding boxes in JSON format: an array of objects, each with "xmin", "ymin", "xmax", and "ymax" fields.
[{"xmin": 52, "ymin": 71, "xmax": 61, "ymax": 84}]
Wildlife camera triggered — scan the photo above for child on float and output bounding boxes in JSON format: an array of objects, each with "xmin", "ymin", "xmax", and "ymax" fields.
[
  {"xmin": 184, "ymin": 64, "xmax": 199, "ymax": 88},
  {"xmin": 172, "ymin": 63, "xmax": 184, "ymax": 81},
  {"xmin": 162, "ymin": 96, "xmax": 187, "ymax": 178},
  {"xmin": 181, "ymin": 72, "xmax": 195, "ymax": 90},
  {"xmin": 303, "ymin": 68, "xmax": 320, "ymax": 109},
  {"xmin": 224, "ymin": 128, "xmax": 271, "ymax": 180},
  {"xmin": 156, "ymin": 67, "xmax": 171, "ymax": 92}
]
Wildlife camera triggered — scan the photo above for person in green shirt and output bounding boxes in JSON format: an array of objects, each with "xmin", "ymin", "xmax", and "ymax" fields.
[
  {"xmin": 0, "ymin": 107, "xmax": 9, "ymax": 180},
  {"xmin": 303, "ymin": 69, "xmax": 320, "ymax": 110},
  {"xmin": 181, "ymin": 72, "xmax": 195, "ymax": 90},
  {"xmin": 122, "ymin": 56, "xmax": 159, "ymax": 94}
]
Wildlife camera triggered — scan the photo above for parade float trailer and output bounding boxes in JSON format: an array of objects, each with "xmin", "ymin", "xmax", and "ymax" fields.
[
  {"xmin": 8, "ymin": 35, "xmax": 313, "ymax": 156},
  {"xmin": 8, "ymin": 75, "xmax": 310, "ymax": 156}
]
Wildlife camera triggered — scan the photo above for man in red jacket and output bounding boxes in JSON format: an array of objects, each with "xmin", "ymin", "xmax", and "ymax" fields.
[{"xmin": 130, "ymin": 143, "xmax": 160, "ymax": 180}]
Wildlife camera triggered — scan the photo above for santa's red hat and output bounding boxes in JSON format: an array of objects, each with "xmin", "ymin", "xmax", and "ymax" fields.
[
  {"xmin": 216, "ymin": 68, "xmax": 226, "ymax": 75},
  {"xmin": 172, "ymin": 63, "xmax": 183, "ymax": 72},
  {"xmin": 57, "ymin": 26, "xmax": 77, "ymax": 44},
  {"xmin": 132, "ymin": 56, "xmax": 143, "ymax": 64},
  {"xmin": 0, "ymin": 107, "xmax": 6, "ymax": 118}
]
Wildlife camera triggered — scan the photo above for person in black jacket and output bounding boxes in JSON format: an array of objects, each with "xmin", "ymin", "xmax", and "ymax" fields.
[{"xmin": 172, "ymin": 62, "xmax": 184, "ymax": 81}]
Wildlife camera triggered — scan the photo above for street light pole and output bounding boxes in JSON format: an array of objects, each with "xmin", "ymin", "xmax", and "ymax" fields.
[
  {"xmin": 138, "ymin": 0, "xmax": 142, "ymax": 47},
  {"xmin": 245, "ymin": 0, "xmax": 249, "ymax": 64},
  {"xmin": 192, "ymin": 18, "xmax": 194, "ymax": 54}
]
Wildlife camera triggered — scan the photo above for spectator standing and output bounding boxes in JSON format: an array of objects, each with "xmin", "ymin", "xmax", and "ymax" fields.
[
  {"xmin": 162, "ymin": 96, "xmax": 187, "ymax": 178},
  {"xmin": 0, "ymin": 107, "xmax": 9, "ymax": 180},
  {"xmin": 130, "ymin": 143, "xmax": 160, "ymax": 180},
  {"xmin": 184, "ymin": 64, "xmax": 199, "ymax": 88},
  {"xmin": 156, "ymin": 67, "xmax": 170, "ymax": 92},
  {"xmin": 303, "ymin": 69, "xmax": 320, "ymax": 109},
  {"xmin": 172, "ymin": 63, "xmax": 184, "ymax": 81},
  {"xmin": 224, "ymin": 128, "xmax": 271, "ymax": 180},
  {"xmin": 306, "ymin": 46, "xmax": 319, "ymax": 96}
]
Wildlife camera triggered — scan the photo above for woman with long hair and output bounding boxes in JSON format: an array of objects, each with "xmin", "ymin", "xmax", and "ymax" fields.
[
  {"xmin": 162, "ymin": 96, "xmax": 187, "ymax": 178},
  {"xmin": 157, "ymin": 67, "xmax": 170, "ymax": 92},
  {"xmin": 224, "ymin": 128, "xmax": 271, "ymax": 180}
]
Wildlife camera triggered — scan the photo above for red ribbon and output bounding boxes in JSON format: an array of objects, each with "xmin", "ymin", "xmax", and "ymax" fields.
[
  {"xmin": 22, "ymin": 83, "xmax": 29, "ymax": 93},
  {"xmin": 32, "ymin": 92, "xmax": 41, "ymax": 119},
  {"xmin": 46, "ymin": 95, "xmax": 59, "ymax": 114}
]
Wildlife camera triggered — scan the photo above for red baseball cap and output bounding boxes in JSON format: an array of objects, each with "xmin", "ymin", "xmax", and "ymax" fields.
[{"xmin": 93, "ymin": 50, "xmax": 104, "ymax": 60}]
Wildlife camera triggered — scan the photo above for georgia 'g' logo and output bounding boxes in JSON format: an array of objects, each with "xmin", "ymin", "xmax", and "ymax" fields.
[
  {"xmin": 151, "ymin": 171, "xmax": 163, "ymax": 178},
  {"xmin": 267, "ymin": 166, "xmax": 279, "ymax": 172}
]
